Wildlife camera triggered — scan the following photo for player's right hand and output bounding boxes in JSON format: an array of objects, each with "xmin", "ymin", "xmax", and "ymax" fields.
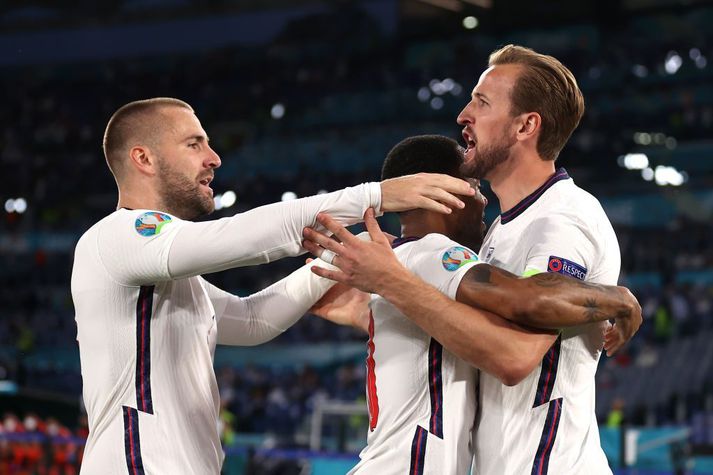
[
  {"xmin": 380, "ymin": 173, "xmax": 475, "ymax": 215},
  {"xmin": 302, "ymin": 208, "xmax": 410, "ymax": 295},
  {"xmin": 603, "ymin": 286, "xmax": 642, "ymax": 356}
]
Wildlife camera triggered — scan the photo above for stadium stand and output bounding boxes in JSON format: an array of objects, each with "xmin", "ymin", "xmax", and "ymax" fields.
[{"xmin": 1, "ymin": 0, "xmax": 712, "ymax": 473}]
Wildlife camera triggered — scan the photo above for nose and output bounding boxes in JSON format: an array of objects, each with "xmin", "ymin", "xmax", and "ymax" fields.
[
  {"xmin": 205, "ymin": 146, "xmax": 221, "ymax": 169},
  {"xmin": 457, "ymin": 102, "xmax": 473, "ymax": 126}
]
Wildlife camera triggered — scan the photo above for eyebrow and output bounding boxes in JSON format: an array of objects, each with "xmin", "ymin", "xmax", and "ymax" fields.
[
  {"xmin": 184, "ymin": 134, "xmax": 209, "ymax": 143},
  {"xmin": 472, "ymin": 92, "xmax": 489, "ymax": 101}
]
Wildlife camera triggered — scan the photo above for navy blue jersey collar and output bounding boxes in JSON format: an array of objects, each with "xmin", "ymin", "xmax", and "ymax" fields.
[
  {"xmin": 392, "ymin": 236, "xmax": 421, "ymax": 248},
  {"xmin": 500, "ymin": 168, "xmax": 570, "ymax": 225}
]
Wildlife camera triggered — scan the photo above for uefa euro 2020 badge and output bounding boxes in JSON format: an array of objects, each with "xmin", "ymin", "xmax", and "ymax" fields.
[
  {"xmin": 442, "ymin": 246, "xmax": 479, "ymax": 271},
  {"xmin": 135, "ymin": 211, "xmax": 173, "ymax": 237}
]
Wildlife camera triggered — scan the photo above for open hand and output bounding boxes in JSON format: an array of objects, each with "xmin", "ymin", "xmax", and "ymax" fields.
[
  {"xmin": 302, "ymin": 208, "xmax": 409, "ymax": 295},
  {"xmin": 381, "ymin": 173, "xmax": 475, "ymax": 215}
]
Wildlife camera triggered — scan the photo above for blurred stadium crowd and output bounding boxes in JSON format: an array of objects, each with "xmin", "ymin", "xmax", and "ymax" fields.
[{"xmin": 1, "ymin": 0, "xmax": 713, "ymax": 472}]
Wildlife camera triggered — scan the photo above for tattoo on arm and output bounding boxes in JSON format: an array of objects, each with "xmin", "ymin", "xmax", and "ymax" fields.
[{"xmin": 583, "ymin": 298, "xmax": 607, "ymax": 322}]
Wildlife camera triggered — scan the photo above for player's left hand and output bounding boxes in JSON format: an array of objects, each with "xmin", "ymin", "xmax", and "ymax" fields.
[
  {"xmin": 380, "ymin": 173, "xmax": 475, "ymax": 215},
  {"xmin": 309, "ymin": 282, "xmax": 370, "ymax": 333},
  {"xmin": 302, "ymin": 208, "xmax": 410, "ymax": 295},
  {"xmin": 602, "ymin": 286, "xmax": 642, "ymax": 356}
]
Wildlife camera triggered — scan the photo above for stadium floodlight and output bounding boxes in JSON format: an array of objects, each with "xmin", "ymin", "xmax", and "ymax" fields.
[
  {"xmin": 695, "ymin": 56, "xmax": 707, "ymax": 69},
  {"xmin": 281, "ymin": 191, "xmax": 297, "ymax": 201},
  {"xmin": 417, "ymin": 87, "xmax": 431, "ymax": 102},
  {"xmin": 271, "ymin": 103, "xmax": 285, "ymax": 120},
  {"xmin": 634, "ymin": 132, "xmax": 652, "ymax": 145},
  {"xmin": 641, "ymin": 167, "xmax": 654, "ymax": 181},
  {"xmin": 665, "ymin": 137, "xmax": 677, "ymax": 150},
  {"xmin": 664, "ymin": 51, "xmax": 683, "ymax": 74},
  {"xmin": 220, "ymin": 191, "xmax": 236, "ymax": 209},
  {"xmin": 463, "ymin": 16, "xmax": 479, "ymax": 29},
  {"xmin": 14, "ymin": 198, "xmax": 27, "ymax": 214},
  {"xmin": 654, "ymin": 166, "xmax": 686, "ymax": 186},
  {"xmin": 619, "ymin": 153, "xmax": 649, "ymax": 170},
  {"xmin": 430, "ymin": 97, "xmax": 444, "ymax": 110},
  {"xmin": 213, "ymin": 194, "xmax": 224, "ymax": 211},
  {"xmin": 430, "ymin": 79, "xmax": 447, "ymax": 96},
  {"xmin": 4, "ymin": 199, "xmax": 13, "ymax": 213},
  {"xmin": 690, "ymin": 48, "xmax": 701, "ymax": 60}
]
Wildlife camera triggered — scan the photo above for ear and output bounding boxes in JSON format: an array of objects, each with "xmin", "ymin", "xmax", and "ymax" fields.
[
  {"xmin": 128, "ymin": 145, "xmax": 158, "ymax": 177},
  {"xmin": 515, "ymin": 112, "xmax": 540, "ymax": 142}
]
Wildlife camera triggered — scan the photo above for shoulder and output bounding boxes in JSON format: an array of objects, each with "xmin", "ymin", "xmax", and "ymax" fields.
[
  {"xmin": 402, "ymin": 233, "xmax": 480, "ymax": 273},
  {"xmin": 97, "ymin": 209, "xmax": 183, "ymax": 242}
]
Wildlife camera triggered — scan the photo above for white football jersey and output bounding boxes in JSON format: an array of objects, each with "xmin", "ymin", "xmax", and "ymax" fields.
[
  {"xmin": 350, "ymin": 234, "xmax": 480, "ymax": 475},
  {"xmin": 474, "ymin": 169, "xmax": 620, "ymax": 475},
  {"xmin": 71, "ymin": 184, "xmax": 381, "ymax": 474}
]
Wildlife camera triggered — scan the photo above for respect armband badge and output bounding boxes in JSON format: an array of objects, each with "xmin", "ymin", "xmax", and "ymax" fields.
[{"xmin": 547, "ymin": 255, "xmax": 587, "ymax": 281}]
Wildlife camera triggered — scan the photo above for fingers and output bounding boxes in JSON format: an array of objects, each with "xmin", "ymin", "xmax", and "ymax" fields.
[
  {"xmin": 363, "ymin": 208, "xmax": 389, "ymax": 245},
  {"xmin": 421, "ymin": 184, "xmax": 469, "ymax": 212},
  {"xmin": 303, "ymin": 226, "xmax": 344, "ymax": 255},
  {"xmin": 380, "ymin": 173, "xmax": 475, "ymax": 214},
  {"xmin": 603, "ymin": 325, "xmax": 624, "ymax": 357},
  {"xmin": 311, "ymin": 264, "xmax": 348, "ymax": 283},
  {"xmin": 302, "ymin": 240, "xmax": 339, "ymax": 266},
  {"xmin": 315, "ymin": 213, "xmax": 361, "ymax": 246},
  {"xmin": 425, "ymin": 173, "xmax": 477, "ymax": 197}
]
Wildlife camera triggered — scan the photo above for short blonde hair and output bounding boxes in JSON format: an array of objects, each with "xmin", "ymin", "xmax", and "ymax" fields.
[
  {"xmin": 489, "ymin": 45, "xmax": 585, "ymax": 161},
  {"xmin": 102, "ymin": 97, "xmax": 193, "ymax": 178}
]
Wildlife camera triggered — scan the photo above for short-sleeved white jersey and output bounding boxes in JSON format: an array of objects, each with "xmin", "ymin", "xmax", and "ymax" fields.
[
  {"xmin": 71, "ymin": 184, "xmax": 381, "ymax": 474},
  {"xmin": 350, "ymin": 233, "xmax": 480, "ymax": 475},
  {"xmin": 474, "ymin": 169, "xmax": 620, "ymax": 475}
]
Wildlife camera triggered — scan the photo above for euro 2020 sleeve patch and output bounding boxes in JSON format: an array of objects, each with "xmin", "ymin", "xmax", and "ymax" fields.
[
  {"xmin": 547, "ymin": 255, "xmax": 587, "ymax": 281},
  {"xmin": 442, "ymin": 246, "xmax": 479, "ymax": 271},
  {"xmin": 135, "ymin": 211, "xmax": 173, "ymax": 237}
]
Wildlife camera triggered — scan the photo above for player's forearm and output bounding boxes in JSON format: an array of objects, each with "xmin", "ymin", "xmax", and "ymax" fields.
[
  {"xmin": 168, "ymin": 183, "xmax": 381, "ymax": 279},
  {"xmin": 217, "ymin": 260, "xmax": 338, "ymax": 346},
  {"xmin": 377, "ymin": 270, "xmax": 555, "ymax": 385},
  {"xmin": 456, "ymin": 265, "xmax": 636, "ymax": 329}
]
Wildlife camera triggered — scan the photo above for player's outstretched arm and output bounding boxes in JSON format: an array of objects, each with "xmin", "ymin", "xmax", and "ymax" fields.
[
  {"xmin": 207, "ymin": 258, "xmax": 342, "ymax": 346},
  {"xmin": 303, "ymin": 209, "xmax": 558, "ymax": 386},
  {"xmin": 454, "ymin": 265, "xmax": 642, "ymax": 355}
]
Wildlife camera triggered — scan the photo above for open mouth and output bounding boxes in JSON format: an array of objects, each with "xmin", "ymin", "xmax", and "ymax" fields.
[
  {"xmin": 462, "ymin": 129, "xmax": 477, "ymax": 159},
  {"xmin": 198, "ymin": 175, "xmax": 214, "ymax": 193}
]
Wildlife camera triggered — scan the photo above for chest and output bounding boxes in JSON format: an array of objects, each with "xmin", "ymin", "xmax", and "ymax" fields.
[
  {"xmin": 480, "ymin": 221, "xmax": 533, "ymax": 274},
  {"xmin": 153, "ymin": 278, "xmax": 217, "ymax": 348}
]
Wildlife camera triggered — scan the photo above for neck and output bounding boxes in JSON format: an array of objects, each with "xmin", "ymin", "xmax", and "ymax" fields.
[
  {"xmin": 399, "ymin": 211, "xmax": 445, "ymax": 240},
  {"xmin": 488, "ymin": 154, "xmax": 556, "ymax": 213},
  {"xmin": 117, "ymin": 182, "xmax": 163, "ymax": 213}
]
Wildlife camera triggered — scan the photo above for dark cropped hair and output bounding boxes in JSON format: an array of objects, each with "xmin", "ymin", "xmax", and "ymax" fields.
[{"xmin": 381, "ymin": 135, "xmax": 464, "ymax": 181}]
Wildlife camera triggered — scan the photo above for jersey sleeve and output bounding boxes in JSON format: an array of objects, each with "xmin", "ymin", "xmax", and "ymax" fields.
[
  {"xmin": 403, "ymin": 234, "xmax": 482, "ymax": 299},
  {"xmin": 522, "ymin": 212, "xmax": 596, "ymax": 281},
  {"xmin": 97, "ymin": 182, "xmax": 381, "ymax": 286},
  {"xmin": 97, "ymin": 210, "xmax": 186, "ymax": 285},
  {"xmin": 202, "ymin": 259, "xmax": 339, "ymax": 346}
]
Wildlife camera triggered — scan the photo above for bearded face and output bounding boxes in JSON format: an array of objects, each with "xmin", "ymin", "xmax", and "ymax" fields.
[
  {"xmin": 460, "ymin": 129, "xmax": 517, "ymax": 180},
  {"xmin": 156, "ymin": 155, "xmax": 215, "ymax": 220}
]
